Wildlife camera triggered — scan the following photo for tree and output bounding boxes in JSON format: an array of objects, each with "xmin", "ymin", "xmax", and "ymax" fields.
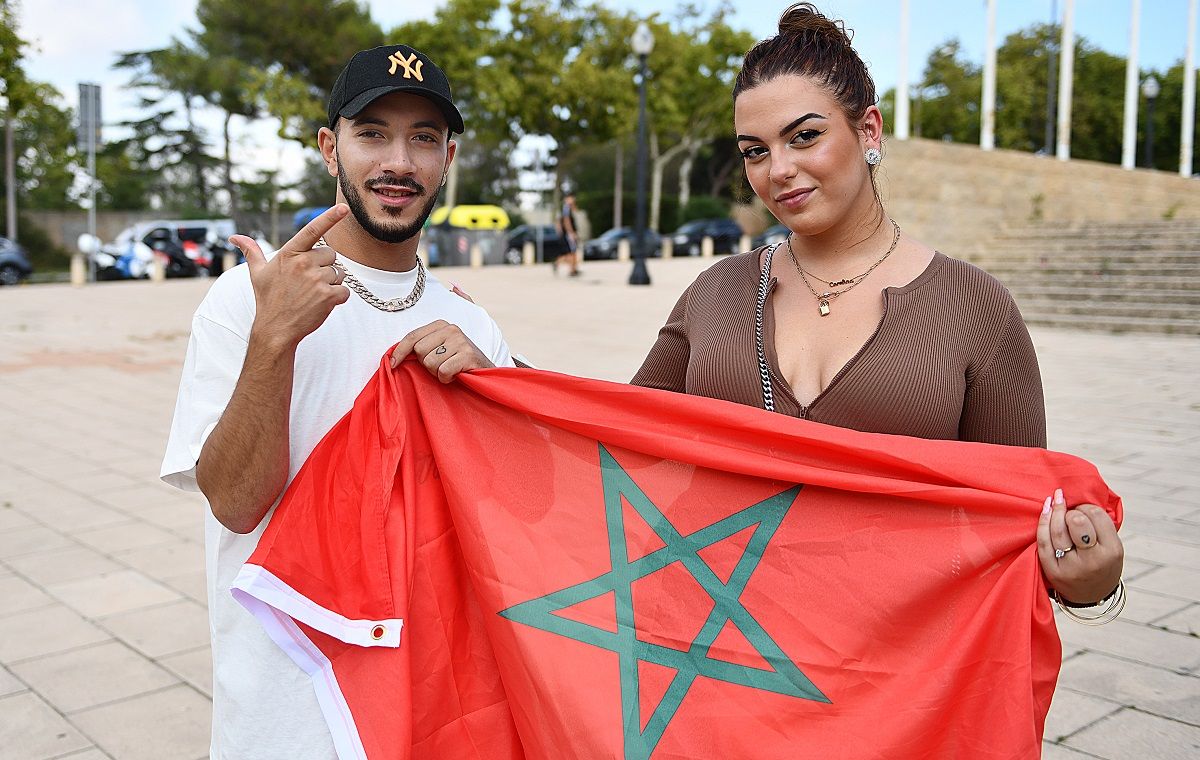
[
  {"xmin": 915, "ymin": 40, "xmax": 981, "ymax": 143},
  {"xmin": 195, "ymin": 0, "xmax": 383, "ymax": 143},
  {"xmin": 114, "ymin": 47, "xmax": 219, "ymax": 213}
]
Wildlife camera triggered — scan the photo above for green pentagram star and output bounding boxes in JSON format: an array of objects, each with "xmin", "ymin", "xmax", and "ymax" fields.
[{"xmin": 499, "ymin": 444, "xmax": 828, "ymax": 759}]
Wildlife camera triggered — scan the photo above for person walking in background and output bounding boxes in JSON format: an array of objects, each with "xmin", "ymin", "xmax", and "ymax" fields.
[
  {"xmin": 160, "ymin": 44, "xmax": 514, "ymax": 759},
  {"xmin": 555, "ymin": 191, "xmax": 581, "ymax": 276},
  {"xmin": 631, "ymin": 2, "xmax": 1125, "ymax": 613}
]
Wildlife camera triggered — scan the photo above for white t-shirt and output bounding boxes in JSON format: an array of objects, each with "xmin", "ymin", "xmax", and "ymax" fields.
[{"xmin": 160, "ymin": 256, "xmax": 513, "ymax": 760}]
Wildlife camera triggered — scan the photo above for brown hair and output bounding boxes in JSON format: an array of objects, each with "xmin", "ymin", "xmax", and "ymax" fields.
[{"xmin": 733, "ymin": 3, "xmax": 877, "ymax": 126}]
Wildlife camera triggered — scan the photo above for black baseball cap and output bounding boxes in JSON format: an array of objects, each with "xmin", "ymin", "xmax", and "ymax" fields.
[{"xmin": 327, "ymin": 45, "xmax": 464, "ymax": 134}]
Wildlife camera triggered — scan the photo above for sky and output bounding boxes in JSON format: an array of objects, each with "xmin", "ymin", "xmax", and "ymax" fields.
[{"xmin": 12, "ymin": 0, "xmax": 1190, "ymax": 190}]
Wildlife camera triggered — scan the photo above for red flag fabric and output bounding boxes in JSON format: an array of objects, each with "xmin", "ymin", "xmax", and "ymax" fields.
[{"xmin": 232, "ymin": 356, "xmax": 1121, "ymax": 760}]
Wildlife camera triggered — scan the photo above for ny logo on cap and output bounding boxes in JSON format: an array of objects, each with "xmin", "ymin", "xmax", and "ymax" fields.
[{"xmin": 387, "ymin": 51, "xmax": 424, "ymax": 82}]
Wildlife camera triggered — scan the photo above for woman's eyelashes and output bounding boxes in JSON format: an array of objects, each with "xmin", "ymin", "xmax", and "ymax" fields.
[{"xmin": 741, "ymin": 128, "xmax": 828, "ymax": 160}]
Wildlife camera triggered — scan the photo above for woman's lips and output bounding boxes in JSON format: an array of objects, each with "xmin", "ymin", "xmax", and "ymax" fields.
[{"xmin": 776, "ymin": 187, "xmax": 814, "ymax": 210}]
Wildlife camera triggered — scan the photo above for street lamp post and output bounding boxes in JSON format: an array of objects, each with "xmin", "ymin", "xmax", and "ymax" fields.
[
  {"xmin": 629, "ymin": 22, "xmax": 654, "ymax": 286},
  {"xmin": 1143, "ymin": 75, "xmax": 1160, "ymax": 169}
]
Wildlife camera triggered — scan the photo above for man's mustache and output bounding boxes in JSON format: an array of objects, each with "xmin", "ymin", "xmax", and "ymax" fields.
[{"xmin": 366, "ymin": 177, "xmax": 425, "ymax": 195}]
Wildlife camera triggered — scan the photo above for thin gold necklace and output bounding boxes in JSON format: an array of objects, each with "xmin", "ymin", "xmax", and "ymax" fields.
[{"xmin": 785, "ymin": 219, "xmax": 901, "ymax": 316}]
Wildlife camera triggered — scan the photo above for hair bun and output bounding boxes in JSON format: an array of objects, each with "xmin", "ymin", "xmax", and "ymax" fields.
[{"xmin": 778, "ymin": 2, "xmax": 855, "ymax": 46}]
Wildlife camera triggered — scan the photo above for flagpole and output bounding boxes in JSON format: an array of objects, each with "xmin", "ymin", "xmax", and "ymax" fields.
[
  {"xmin": 895, "ymin": 0, "xmax": 910, "ymax": 140},
  {"xmin": 1121, "ymin": 0, "xmax": 1141, "ymax": 170},
  {"xmin": 981, "ymin": 0, "xmax": 997, "ymax": 151},
  {"xmin": 1181, "ymin": 0, "xmax": 1198, "ymax": 176},
  {"xmin": 1056, "ymin": 0, "xmax": 1076, "ymax": 161}
]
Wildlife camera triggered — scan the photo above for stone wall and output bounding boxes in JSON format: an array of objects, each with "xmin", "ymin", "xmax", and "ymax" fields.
[{"xmin": 875, "ymin": 138, "xmax": 1200, "ymax": 256}]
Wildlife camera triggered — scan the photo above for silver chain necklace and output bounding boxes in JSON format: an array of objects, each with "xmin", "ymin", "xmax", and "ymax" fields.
[{"xmin": 317, "ymin": 237, "xmax": 426, "ymax": 312}]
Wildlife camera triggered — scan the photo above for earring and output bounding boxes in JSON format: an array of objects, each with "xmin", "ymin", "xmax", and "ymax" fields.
[{"xmin": 865, "ymin": 148, "xmax": 882, "ymax": 166}]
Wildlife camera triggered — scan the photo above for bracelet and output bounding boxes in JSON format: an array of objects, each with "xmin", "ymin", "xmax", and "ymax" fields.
[{"xmin": 1052, "ymin": 579, "xmax": 1126, "ymax": 626}]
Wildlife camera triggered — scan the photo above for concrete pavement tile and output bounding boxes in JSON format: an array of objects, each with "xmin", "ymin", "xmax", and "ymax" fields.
[
  {"xmin": 47, "ymin": 570, "xmax": 180, "ymax": 620},
  {"xmin": 1120, "ymin": 558, "xmax": 1163, "ymax": 582},
  {"xmin": 70, "ymin": 684, "xmax": 210, "ymax": 760},
  {"xmin": 1157, "ymin": 604, "xmax": 1200, "ymax": 637},
  {"xmin": 0, "ymin": 692, "xmax": 92, "ymax": 760},
  {"xmin": 160, "ymin": 570, "xmax": 206, "ymax": 606},
  {"xmin": 29, "ymin": 500, "xmax": 130, "ymax": 535},
  {"xmin": 98, "ymin": 599, "xmax": 209, "ymax": 659},
  {"xmin": 0, "ymin": 574, "xmax": 55, "ymax": 617},
  {"xmin": 1120, "ymin": 514, "xmax": 1200, "ymax": 545},
  {"xmin": 1122, "ymin": 536, "xmax": 1200, "ymax": 571},
  {"xmin": 0, "ymin": 605, "xmax": 111, "ymax": 664},
  {"xmin": 0, "ymin": 665, "xmax": 26, "ymax": 698},
  {"xmin": 0, "ymin": 504, "xmax": 36, "ymax": 531},
  {"xmin": 1056, "ymin": 618, "xmax": 1200, "ymax": 672},
  {"xmin": 9, "ymin": 641, "xmax": 178, "ymax": 714},
  {"xmin": 48, "ymin": 471, "xmax": 146, "ymax": 497},
  {"xmin": 54, "ymin": 750, "xmax": 114, "ymax": 760},
  {"xmin": 1041, "ymin": 742, "xmax": 1103, "ymax": 758},
  {"xmin": 0, "ymin": 525, "xmax": 76, "ymax": 560},
  {"xmin": 1118, "ymin": 588, "xmax": 1195, "ymax": 625},
  {"xmin": 1063, "ymin": 707, "xmax": 1200, "ymax": 759},
  {"xmin": 1128, "ymin": 566, "xmax": 1200, "ymax": 603},
  {"xmin": 158, "ymin": 647, "xmax": 212, "ymax": 699},
  {"xmin": 1044, "ymin": 688, "xmax": 1122, "ymax": 742},
  {"xmin": 130, "ymin": 503, "xmax": 203, "ymax": 539},
  {"xmin": 1057, "ymin": 652, "xmax": 1200, "ymax": 726},
  {"xmin": 113, "ymin": 540, "xmax": 203, "ymax": 578},
  {"xmin": 4, "ymin": 546, "xmax": 125, "ymax": 587},
  {"xmin": 71, "ymin": 522, "xmax": 177, "ymax": 555}
]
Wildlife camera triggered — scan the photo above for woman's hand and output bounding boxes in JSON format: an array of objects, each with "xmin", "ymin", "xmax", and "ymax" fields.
[{"xmin": 1036, "ymin": 488, "xmax": 1124, "ymax": 605}]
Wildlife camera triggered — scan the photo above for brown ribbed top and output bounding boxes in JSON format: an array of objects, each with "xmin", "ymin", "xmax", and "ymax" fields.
[{"xmin": 631, "ymin": 250, "xmax": 1047, "ymax": 447}]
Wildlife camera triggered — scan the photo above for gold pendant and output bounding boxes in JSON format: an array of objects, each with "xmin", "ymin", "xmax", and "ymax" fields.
[{"xmin": 818, "ymin": 300, "xmax": 831, "ymax": 316}]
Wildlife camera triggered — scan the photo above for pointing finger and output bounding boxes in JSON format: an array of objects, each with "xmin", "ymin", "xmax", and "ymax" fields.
[{"xmin": 290, "ymin": 204, "xmax": 350, "ymax": 253}]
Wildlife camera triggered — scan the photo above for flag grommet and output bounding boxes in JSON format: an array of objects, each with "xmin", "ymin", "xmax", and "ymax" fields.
[{"xmin": 371, "ymin": 625, "xmax": 385, "ymax": 640}]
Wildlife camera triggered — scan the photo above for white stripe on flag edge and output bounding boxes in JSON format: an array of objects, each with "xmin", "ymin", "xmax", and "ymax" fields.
[
  {"xmin": 231, "ymin": 564, "xmax": 406, "ymax": 760},
  {"xmin": 231, "ymin": 563, "xmax": 402, "ymax": 647}
]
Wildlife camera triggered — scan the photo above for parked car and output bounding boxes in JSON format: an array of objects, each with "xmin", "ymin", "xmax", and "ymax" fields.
[
  {"xmin": 97, "ymin": 219, "xmax": 238, "ymax": 279},
  {"xmin": 504, "ymin": 224, "xmax": 571, "ymax": 265},
  {"xmin": 669, "ymin": 218, "xmax": 744, "ymax": 256},
  {"xmin": 582, "ymin": 227, "xmax": 662, "ymax": 260},
  {"xmin": 752, "ymin": 223, "xmax": 790, "ymax": 250},
  {"xmin": 0, "ymin": 237, "xmax": 33, "ymax": 285}
]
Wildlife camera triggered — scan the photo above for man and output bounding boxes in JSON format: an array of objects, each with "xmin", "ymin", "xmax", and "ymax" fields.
[
  {"xmin": 161, "ymin": 45, "xmax": 509, "ymax": 759},
  {"xmin": 555, "ymin": 191, "xmax": 580, "ymax": 276}
]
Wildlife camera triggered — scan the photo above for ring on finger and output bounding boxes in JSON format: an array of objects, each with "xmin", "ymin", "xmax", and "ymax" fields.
[
  {"xmin": 434, "ymin": 345, "xmax": 448, "ymax": 355},
  {"xmin": 1054, "ymin": 545, "xmax": 1074, "ymax": 559}
]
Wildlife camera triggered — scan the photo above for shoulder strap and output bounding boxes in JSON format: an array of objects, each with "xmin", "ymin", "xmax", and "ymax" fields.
[{"xmin": 755, "ymin": 245, "xmax": 779, "ymax": 412}]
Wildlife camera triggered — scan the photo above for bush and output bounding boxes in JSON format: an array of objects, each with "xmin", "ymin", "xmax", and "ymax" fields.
[{"xmin": 676, "ymin": 196, "xmax": 731, "ymax": 226}]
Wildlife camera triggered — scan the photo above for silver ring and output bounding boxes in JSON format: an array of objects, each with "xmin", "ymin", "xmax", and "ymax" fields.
[
  {"xmin": 434, "ymin": 345, "xmax": 447, "ymax": 355},
  {"xmin": 1054, "ymin": 546, "xmax": 1074, "ymax": 559}
]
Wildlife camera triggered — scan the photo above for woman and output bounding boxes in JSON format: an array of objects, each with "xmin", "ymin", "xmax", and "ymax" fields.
[{"xmin": 631, "ymin": 3, "xmax": 1123, "ymax": 614}]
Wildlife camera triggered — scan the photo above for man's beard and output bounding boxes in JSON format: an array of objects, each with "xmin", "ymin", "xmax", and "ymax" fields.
[{"xmin": 337, "ymin": 156, "xmax": 441, "ymax": 244}]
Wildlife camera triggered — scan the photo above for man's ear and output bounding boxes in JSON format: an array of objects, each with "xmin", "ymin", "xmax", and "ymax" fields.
[{"xmin": 317, "ymin": 126, "xmax": 339, "ymax": 178}]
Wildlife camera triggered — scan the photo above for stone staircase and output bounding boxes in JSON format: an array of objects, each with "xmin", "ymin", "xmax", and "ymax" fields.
[{"xmin": 968, "ymin": 220, "xmax": 1200, "ymax": 335}]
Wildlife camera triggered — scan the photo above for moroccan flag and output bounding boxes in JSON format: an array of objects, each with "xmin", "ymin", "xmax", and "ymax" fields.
[{"xmin": 233, "ymin": 357, "xmax": 1121, "ymax": 760}]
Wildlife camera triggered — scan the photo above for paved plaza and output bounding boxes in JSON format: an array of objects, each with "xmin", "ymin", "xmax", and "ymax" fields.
[{"xmin": 0, "ymin": 257, "xmax": 1197, "ymax": 759}]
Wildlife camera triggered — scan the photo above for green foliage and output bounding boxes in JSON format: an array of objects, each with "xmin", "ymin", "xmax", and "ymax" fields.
[
  {"xmin": 2, "ymin": 82, "xmax": 78, "ymax": 210},
  {"xmin": 676, "ymin": 195, "xmax": 729, "ymax": 225},
  {"xmin": 914, "ymin": 41, "xmax": 980, "ymax": 143}
]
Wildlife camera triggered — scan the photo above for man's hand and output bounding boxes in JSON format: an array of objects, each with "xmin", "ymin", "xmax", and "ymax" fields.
[
  {"xmin": 390, "ymin": 320, "xmax": 494, "ymax": 382},
  {"xmin": 231, "ymin": 204, "xmax": 352, "ymax": 349}
]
